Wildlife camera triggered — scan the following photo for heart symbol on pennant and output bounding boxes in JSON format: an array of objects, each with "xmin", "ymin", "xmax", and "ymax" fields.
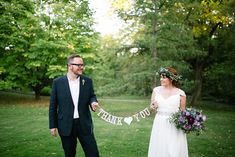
[{"xmin": 124, "ymin": 117, "xmax": 133, "ymax": 125}]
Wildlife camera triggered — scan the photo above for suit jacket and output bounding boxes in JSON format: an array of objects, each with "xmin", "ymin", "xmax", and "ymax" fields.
[{"xmin": 49, "ymin": 75, "xmax": 97, "ymax": 136}]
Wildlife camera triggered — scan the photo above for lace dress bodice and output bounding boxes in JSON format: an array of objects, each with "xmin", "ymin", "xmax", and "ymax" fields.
[{"xmin": 153, "ymin": 86, "xmax": 186, "ymax": 115}]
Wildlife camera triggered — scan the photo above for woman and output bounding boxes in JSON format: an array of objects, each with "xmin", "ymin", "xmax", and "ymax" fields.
[{"xmin": 148, "ymin": 67, "xmax": 188, "ymax": 157}]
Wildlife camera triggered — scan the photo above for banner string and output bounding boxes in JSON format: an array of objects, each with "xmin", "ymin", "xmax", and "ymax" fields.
[{"xmin": 96, "ymin": 105, "xmax": 154, "ymax": 126}]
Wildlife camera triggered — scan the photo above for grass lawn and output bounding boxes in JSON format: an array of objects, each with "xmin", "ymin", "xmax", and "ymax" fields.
[{"xmin": 0, "ymin": 91, "xmax": 234, "ymax": 157}]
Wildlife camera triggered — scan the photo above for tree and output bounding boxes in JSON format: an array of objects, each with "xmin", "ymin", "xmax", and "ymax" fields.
[
  {"xmin": 204, "ymin": 22, "xmax": 235, "ymax": 103},
  {"xmin": 0, "ymin": 0, "xmax": 36, "ymax": 90},
  {"xmin": 107, "ymin": 0, "xmax": 234, "ymax": 104},
  {"xmin": 0, "ymin": 0, "xmax": 99, "ymax": 99},
  {"xmin": 175, "ymin": 0, "xmax": 234, "ymax": 105},
  {"xmin": 105, "ymin": 0, "xmax": 193, "ymax": 96}
]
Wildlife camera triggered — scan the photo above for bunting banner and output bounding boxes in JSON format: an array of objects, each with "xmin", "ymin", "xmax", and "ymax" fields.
[{"xmin": 96, "ymin": 107, "xmax": 152, "ymax": 126}]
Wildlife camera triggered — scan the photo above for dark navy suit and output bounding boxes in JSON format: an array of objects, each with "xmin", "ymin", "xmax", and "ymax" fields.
[{"xmin": 49, "ymin": 75, "xmax": 99, "ymax": 157}]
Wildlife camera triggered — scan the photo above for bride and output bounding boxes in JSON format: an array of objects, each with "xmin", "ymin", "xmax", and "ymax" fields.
[{"xmin": 148, "ymin": 67, "xmax": 188, "ymax": 157}]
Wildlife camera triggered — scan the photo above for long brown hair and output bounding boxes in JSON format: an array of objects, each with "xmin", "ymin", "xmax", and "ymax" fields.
[{"xmin": 166, "ymin": 67, "xmax": 181, "ymax": 88}]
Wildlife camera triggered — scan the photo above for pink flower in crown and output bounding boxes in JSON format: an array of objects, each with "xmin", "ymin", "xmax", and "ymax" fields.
[{"xmin": 82, "ymin": 79, "xmax": 85, "ymax": 85}]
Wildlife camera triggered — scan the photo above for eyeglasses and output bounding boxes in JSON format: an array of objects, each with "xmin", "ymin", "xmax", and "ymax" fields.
[{"xmin": 70, "ymin": 63, "xmax": 84, "ymax": 67}]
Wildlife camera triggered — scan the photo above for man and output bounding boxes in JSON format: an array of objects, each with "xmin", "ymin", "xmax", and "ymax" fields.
[{"xmin": 49, "ymin": 54, "xmax": 100, "ymax": 157}]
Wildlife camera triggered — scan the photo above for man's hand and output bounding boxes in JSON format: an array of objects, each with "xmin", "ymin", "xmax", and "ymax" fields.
[
  {"xmin": 50, "ymin": 128, "xmax": 58, "ymax": 137},
  {"xmin": 91, "ymin": 102, "xmax": 99, "ymax": 112}
]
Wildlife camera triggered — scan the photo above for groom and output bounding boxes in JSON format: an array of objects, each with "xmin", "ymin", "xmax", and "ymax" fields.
[{"xmin": 49, "ymin": 54, "xmax": 100, "ymax": 157}]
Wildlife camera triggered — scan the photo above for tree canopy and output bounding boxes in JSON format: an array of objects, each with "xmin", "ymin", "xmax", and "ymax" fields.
[
  {"xmin": 0, "ymin": 0, "xmax": 99, "ymax": 99},
  {"xmin": 0, "ymin": 0, "xmax": 234, "ymax": 104}
]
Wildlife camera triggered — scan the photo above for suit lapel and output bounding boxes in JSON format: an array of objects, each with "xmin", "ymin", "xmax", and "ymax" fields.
[
  {"xmin": 79, "ymin": 75, "xmax": 85, "ymax": 104},
  {"xmin": 63, "ymin": 76, "xmax": 74, "ymax": 105}
]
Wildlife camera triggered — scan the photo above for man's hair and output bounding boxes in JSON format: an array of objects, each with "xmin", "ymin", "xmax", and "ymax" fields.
[{"xmin": 67, "ymin": 54, "xmax": 81, "ymax": 64}]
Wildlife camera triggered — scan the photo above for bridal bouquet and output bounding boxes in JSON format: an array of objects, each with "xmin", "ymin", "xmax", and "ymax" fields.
[{"xmin": 169, "ymin": 107, "xmax": 206, "ymax": 135}]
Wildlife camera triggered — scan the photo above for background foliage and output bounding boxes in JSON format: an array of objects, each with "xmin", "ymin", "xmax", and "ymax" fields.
[
  {"xmin": 0, "ymin": 0, "xmax": 234, "ymax": 104},
  {"xmin": 0, "ymin": 0, "xmax": 99, "ymax": 99}
]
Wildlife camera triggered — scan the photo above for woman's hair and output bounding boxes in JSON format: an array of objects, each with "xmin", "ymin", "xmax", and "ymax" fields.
[
  {"xmin": 166, "ymin": 67, "xmax": 180, "ymax": 88},
  {"xmin": 159, "ymin": 67, "xmax": 181, "ymax": 88}
]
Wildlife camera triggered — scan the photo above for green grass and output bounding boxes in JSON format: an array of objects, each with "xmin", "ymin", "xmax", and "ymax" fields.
[{"xmin": 0, "ymin": 91, "xmax": 234, "ymax": 157}]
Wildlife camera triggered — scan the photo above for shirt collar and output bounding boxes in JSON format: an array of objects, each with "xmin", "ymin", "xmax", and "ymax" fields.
[{"xmin": 67, "ymin": 74, "xmax": 80, "ymax": 82}]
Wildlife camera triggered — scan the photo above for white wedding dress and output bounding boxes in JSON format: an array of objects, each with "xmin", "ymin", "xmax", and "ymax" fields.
[{"xmin": 148, "ymin": 86, "xmax": 188, "ymax": 157}]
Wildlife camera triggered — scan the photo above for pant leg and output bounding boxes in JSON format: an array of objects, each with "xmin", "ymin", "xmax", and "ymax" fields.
[
  {"xmin": 75, "ymin": 120, "xmax": 99, "ymax": 157},
  {"xmin": 60, "ymin": 135, "xmax": 77, "ymax": 157},
  {"xmin": 60, "ymin": 119, "xmax": 79, "ymax": 157},
  {"xmin": 78, "ymin": 133, "xmax": 100, "ymax": 157}
]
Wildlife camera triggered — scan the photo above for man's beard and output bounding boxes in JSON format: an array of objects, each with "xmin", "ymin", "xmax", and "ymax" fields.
[{"xmin": 73, "ymin": 71, "xmax": 82, "ymax": 77}]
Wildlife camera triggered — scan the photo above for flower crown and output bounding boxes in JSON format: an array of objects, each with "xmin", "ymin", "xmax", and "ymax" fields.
[{"xmin": 158, "ymin": 67, "xmax": 182, "ymax": 81}]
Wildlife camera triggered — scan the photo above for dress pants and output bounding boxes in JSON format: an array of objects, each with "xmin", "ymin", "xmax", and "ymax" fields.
[{"xmin": 60, "ymin": 119, "xmax": 99, "ymax": 157}]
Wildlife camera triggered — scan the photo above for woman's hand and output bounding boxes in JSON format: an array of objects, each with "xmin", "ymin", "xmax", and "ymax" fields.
[{"xmin": 150, "ymin": 101, "xmax": 158, "ymax": 110}]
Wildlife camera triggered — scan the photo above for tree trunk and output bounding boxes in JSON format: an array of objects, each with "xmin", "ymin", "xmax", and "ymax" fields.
[
  {"xmin": 190, "ymin": 63, "xmax": 203, "ymax": 106},
  {"xmin": 151, "ymin": 0, "xmax": 158, "ymax": 88},
  {"xmin": 35, "ymin": 89, "xmax": 41, "ymax": 100},
  {"xmin": 33, "ymin": 85, "xmax": 43, "ymax": 100}
]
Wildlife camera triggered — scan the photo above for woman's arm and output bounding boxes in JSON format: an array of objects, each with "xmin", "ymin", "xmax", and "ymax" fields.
[
  {"xmin": 150, "ymin": 89, "xmax": 158, "ymax": 110},
  {"xmin": 180, "ymin": 95, "xmax": 186, "ymax": 111}
]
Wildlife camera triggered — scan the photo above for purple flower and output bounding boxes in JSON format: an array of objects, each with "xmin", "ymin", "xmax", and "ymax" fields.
[
  {"xmin": 184, "ymin": 124, "xmax": 192, "ymax": 130},
  {"xmin": 195, "ymin": 115, "xmax": 201, "ymax": 121},
  {"xmin": 185, "ymin": 111, "xmax": 190, "ymax": 116},
  {"xmin": 169, "ymin": 107, "xmax": 206, "ymax": 135},
  {"xmin": 179, "ymin": 116, "xmax": 185, "ymax": 123},
  {"xmin": 194, "ymin": 121, "xmax": 201, "ymax": 126},
  {"xmin": 187, "ymin": 116, "xmax": 195, "ymax": 125}
]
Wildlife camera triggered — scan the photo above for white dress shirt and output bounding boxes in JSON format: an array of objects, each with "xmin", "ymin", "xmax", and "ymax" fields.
[{"xmin": 67, "ymin": 75, "xmax": 80, "ymax": 119}]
